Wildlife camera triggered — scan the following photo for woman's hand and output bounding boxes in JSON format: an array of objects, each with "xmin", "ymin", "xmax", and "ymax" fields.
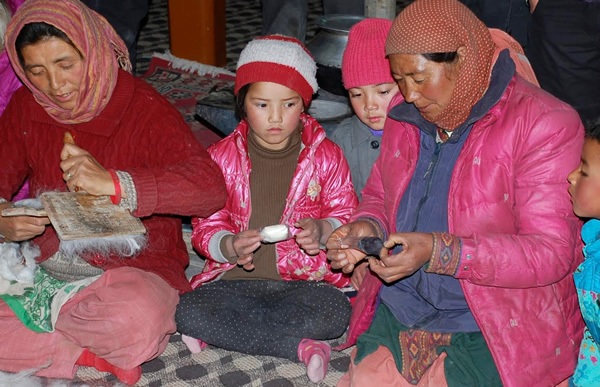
[
  {"xmin": 60, "ymin": 143, "xmax": 114, "ymax": 196},
  {"xmin": 294, "ymin": 218, "xmax": 330, "ymax": 256},
  {"xmin": 326, "ymin": 220, "xmax": 379, "ymax": 274},
  {"xmin": 0, "ymin": 202, "xmax": 50, "ymax": 241},
  {"xmin": 225, "ymin": 229, "xmax": 262, "ymax": 270},
  {"xmin": 368, "ymin": 232, "xmax": 433, "ymax": 283}
]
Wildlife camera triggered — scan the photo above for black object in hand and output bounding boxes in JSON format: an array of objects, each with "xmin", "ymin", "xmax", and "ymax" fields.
[{"xmin": 357, "ymin": 237, "xmax": 384, "ymax": 257}]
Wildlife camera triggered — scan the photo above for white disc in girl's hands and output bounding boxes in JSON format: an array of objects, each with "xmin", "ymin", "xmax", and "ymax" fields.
[{"xmin": 260, "ymin": 224, "xmax": 291, "ymax": 243}]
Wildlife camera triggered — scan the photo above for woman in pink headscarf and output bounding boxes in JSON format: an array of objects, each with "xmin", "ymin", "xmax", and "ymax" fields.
[
  {"xmin": 327, "ymin": 0, "xmax": 584, "ymax": 385},
  {"xmin": 0, "ymin": 0, "xmax": 226, "ymax": 384}
]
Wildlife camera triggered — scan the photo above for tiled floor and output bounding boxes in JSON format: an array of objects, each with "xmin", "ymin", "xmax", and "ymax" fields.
[{"xmin": 136, "ymin": 0, "xmax": 326, "ymax": 75}]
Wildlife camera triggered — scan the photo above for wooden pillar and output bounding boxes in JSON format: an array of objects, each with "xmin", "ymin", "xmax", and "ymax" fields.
[
  {"xmin": 364, "ymin": 0, "xmax": 396, "ymax": 19},
  {"xmin": 168, "ymin": 0, "xmax": 227, "ymax": 67}
]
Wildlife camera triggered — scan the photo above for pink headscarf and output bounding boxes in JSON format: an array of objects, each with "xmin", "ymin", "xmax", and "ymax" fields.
[
  {"xmin": 4, "ymin": 0, "xmax": 131, "ymax": 124},
  {"xmin": 386, "ymin": 0, "xmax": 495, "ymax": 130}
]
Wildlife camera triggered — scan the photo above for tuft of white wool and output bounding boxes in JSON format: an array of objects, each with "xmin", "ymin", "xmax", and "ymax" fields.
[
  {"xmin": 13, "ymin": 198, "xmax": 44, "ymax": 210},
  {"xmin": 0, "ymin": 241, "xmax": 39, "ymax": 284},
  {"xmin": 0, "ymin": 366, "xmax": 93, "ymax": 387},
  {"xmin": 59, "ymin": 234, "xmax": 147, "ymax": 258},
  {"xmin": 152, "ymin": 51, "xmax": 235, "ymax": 77},
  {"xmin": 0, "ymin": 369, "xmax": 43, "ymax": 387}
]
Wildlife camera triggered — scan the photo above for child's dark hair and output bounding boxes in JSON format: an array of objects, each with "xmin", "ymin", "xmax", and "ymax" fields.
[
  {"xmin": 15, "ymin": 22, "xmax": 79, "ymax": 67},
  {"xmin": 585, "ymin": 117, "xmax": 600, "ymax": 142},
  {"xmin": 235, "ymin": 84, "xmax": 250, "ymax": 121}
]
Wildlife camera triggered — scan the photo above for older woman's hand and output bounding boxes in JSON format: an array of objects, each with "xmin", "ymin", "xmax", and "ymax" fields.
[
  {"xmin": 60, "ymin": 143, "xmax": 114, "ymax": 196},
  {"xmin": 368, "ymin": 232, "xmax": 433, "ymax": 283},
  {"xmin": 326, "ymin": 220, "xmax": 379, "ymax": 274}
]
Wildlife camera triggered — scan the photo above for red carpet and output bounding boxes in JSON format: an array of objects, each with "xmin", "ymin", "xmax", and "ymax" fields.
[{"xmin": 140, "ymin": 53, "xmax": 235, "ymax": 149}]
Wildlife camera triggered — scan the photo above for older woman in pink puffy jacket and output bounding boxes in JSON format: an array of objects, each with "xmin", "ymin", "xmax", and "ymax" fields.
[{"xmin": 327, "ymin": 0, "xmax": 585, "ymax": 386}]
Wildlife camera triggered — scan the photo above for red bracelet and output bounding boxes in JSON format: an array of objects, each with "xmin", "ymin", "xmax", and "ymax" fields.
[{"xmin": 108, "ymin": 169, "xmax": 121, "ymax": 205}]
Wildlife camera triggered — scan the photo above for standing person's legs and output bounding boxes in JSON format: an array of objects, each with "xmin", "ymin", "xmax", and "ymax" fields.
[
  {"xmin": 261, "ymin": 0, "xmax": 308, "ymax": 41},
  {"xmin": 528, "ymin": 0, "xmax": 600, "ymax": 123},
  {"xmin": 81, "ymin": 0, "xmax": 150, "ymax": 70},
  {"xmin": 459, "ymin": 0, "xmax": 530, "ymax": 50},
  {"xmin": 322, "ymin": 0, "xmax": 365, "ymax": 15},
  {"xmin": 176, "ymin": 279, "xmax": 351, "ymax": 361}
]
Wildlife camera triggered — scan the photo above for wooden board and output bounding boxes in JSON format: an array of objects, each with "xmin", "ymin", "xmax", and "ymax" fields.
[
  {"xmin": 40, "ymin": 192, "xmax": 146, "ymax": 241},
  {"xmin": 1, "ymin": 206, "xmax": 47, "ymax": 217}
]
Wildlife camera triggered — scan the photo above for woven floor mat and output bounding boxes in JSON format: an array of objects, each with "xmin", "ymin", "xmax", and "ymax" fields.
[{"xmin": 73, "ymin": 334, "xmax": 352, "ymax": 386}]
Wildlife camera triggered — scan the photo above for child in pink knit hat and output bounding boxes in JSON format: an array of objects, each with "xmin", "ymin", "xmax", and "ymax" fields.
[
  {"xmin": 176, "ymin": 34, "xmax": 358, "ymax": 383},
  {"xmin": 330, "ymin": 18, "xmax": 399, "ymax": 200}
]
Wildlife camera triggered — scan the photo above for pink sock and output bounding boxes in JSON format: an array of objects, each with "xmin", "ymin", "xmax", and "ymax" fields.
[
  {"xmin": 181, "ymin": 334, "xmax": 208, "ymax": 354},
  {"xmin": 297, "ymin": 338, "xmax": 331, "ymax": 383}
]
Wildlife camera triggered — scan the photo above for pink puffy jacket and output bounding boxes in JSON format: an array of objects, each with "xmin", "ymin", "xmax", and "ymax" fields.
[
  {"xmin": 0, "ymin": 52, "xmax": 20, "ymax": 114},
  {"xmin": 190, "ymin": 114, "xmax": 357, "ymax": 289},
  {"xmin": 1, "ymin": 0, "xmax": 27, "ymax": 201},
  {"xmin": 0, "ymin": 0, "xmax": 25, "ymax": 113},
  {"xmin": 345, "ymin": 76, "xmax": 585, "ymax": 386}
]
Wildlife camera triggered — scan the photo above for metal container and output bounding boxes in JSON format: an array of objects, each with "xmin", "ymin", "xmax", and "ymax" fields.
[{"xmin": 306, "ymin": 14, "xmax": 365, "ymax": 96}]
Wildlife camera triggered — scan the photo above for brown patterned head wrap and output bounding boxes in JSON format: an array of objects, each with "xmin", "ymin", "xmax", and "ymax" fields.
[
  {"xmin": 386, "ymin": 0, "xmax": 494, "ymax": 130},
  {"xmin": 5, "ymin": 0, "xmax": 131, "ymax": 124}
]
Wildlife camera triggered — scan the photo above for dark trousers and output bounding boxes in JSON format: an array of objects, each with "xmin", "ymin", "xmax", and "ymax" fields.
[
  {"xmin": 528, "ymin": 0, "xmax": 600, "ymax": 124},
  {"xmin": 82, "ymin": 0, "xmax": 150, "ymax": 70},
  {"xmin": 176, "ymin": 279, "xmax": 351, "ymax": 361},
  {"xmin": 460, "ymin": 0, "xmax": 531, "ymax": 51},
  {"xmin": 261, "ymin": 0, "xmax": 365, "ymax": 42}
]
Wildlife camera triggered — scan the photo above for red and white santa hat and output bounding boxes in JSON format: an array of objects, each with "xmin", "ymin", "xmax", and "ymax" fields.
[{"xmin": 234, "ymin": 34, "xmax": 319, "ymax": 107}]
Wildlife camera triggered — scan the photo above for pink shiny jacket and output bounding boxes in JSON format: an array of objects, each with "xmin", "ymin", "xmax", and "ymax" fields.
[
  {"xmin": 2, "ymin": 0, "xmax": 27, "ymax": 201},
  {"xmin": 0, "ymin": 52, "xmax": 20, "ymax": 114},
  {"xmin": 0, "ymin": 0, "xmax": 26, "ymax": 114},
  {"xmin": 344, "ymin": 76, "xmax": 585, "ymax": 386},
  {"xmin": 190, "ymin": 113, "xmax": 357, "ymax": 289}
]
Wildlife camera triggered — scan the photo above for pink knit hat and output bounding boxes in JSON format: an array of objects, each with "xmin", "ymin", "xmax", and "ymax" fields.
[
  {"xmin": 342, "ymin": 18, "xmax": 394, "ymax": 90},
  {"xmin": 235, "ymin": 34, "xmax": 319, "ymax": 107}
]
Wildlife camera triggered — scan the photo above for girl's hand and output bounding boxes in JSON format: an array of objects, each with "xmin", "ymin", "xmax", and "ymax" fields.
[
  {"xmin": 368, "ymin": 232, "xmax": 433, "ymax": 283},
  {"xmin": 227, "ymin": 229, "xmax": 262, "ymax": 270},
  {"xmin": 294, "ymin": 218, "xmax": 329, "ymax": 256},
  {"xmin": 60, "ymin": 143, "xmax": 113, "ymax": 196}
]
